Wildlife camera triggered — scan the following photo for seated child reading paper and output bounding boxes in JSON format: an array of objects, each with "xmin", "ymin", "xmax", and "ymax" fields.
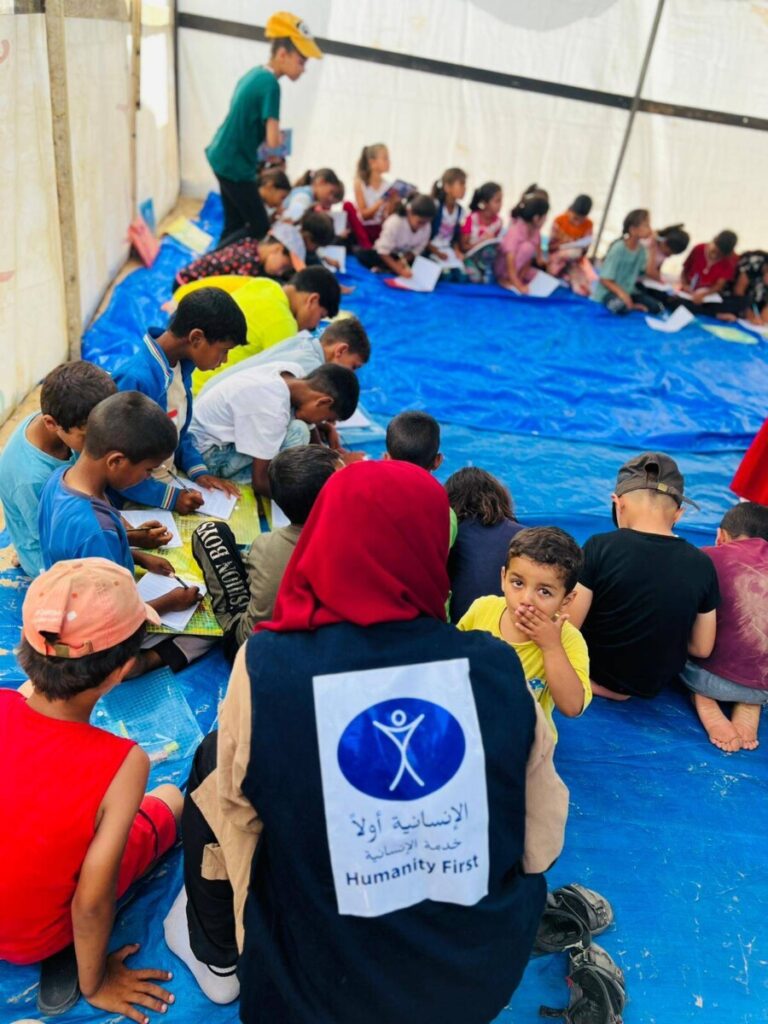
[
  {"xmin": 0, "ymin": 559, "xmax": 181, "ymax": 1018},
  {"xmin": 0, "ymin": 361, "xmax": 115, "ymax": 578},
  {"xmin": 458, "ymin": 526, "xmax": 591, "ymax": 738},
  {"xmin": 38, "ymin": 392, "xmax": 206, "ymax": 675}
]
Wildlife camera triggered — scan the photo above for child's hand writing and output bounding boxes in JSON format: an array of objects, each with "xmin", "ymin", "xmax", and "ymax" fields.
[
  {"xmin": 175, "ymin": 489, "xmax": 205, "ymax": 515},
  {"xmin": 140, "ymin": 554, "xmax": 174, "ymax": 576},
  {"xmin": 514, "ymin": 604, "xmax": 567, "ymax": 651},
  {"xmin": 125, "ymin": 521, "xmax": 172, "ymax": 549},
  {"xmin": 398, "ymin": 264, "xmax": 413, "ymax": 278},
  {"xmin": 157, "ymin": 585, "xmax": 201, "ymax": 613},
  {"xmin": 84, "ymin": 944, "xmax": 174, "ymax": 1023},
  {"xmin": 194, "ymin": 474, "xmax": 240, "ymax": 498}
]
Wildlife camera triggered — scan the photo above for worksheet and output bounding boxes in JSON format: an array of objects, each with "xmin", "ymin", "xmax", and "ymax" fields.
[
  {"xmin": 121, "ymin": 509, "xmax": 182, "ymax": 548},
  {"xmin": 645, "ymin": 306, "xmax": 695, "ymax": 333},
  {"xmin": 136, "ymin": 573, "xmax": 208, "ymax": 632},
  {"xmin": 393, "ymin": 256, "xmax": 442, "ymax": 293}
]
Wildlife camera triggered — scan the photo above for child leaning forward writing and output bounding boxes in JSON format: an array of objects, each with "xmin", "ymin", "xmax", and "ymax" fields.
[
  {"xmin": 0, "ymin": 558, "xmax": 182, "ymax": 1017},
  {"xmin": 458, "ymin": 526, "xmax": 591, "ymax": 737},
  {"xmin": 356, "ymin": 193, "xmax": 437, "ymax": 277},
  {"xmin": 593, "ymin": 208, "xmax": 663, "ymax": 315}
]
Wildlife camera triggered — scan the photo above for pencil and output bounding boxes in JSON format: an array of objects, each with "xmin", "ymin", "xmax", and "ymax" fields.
[{"xmin": 173, "ymin": 574, "xmax": 190, "ymax": 589}]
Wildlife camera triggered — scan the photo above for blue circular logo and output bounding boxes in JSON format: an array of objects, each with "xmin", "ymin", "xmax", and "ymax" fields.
[{"xmin": 337, "ymin": 697, "xmax": 465, "ymax": 800}]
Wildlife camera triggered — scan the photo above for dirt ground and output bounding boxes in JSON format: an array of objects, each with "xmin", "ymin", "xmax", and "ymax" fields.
[{"xmin": 0, "ymin": 195, "xmax": 204, "ymax": 565}]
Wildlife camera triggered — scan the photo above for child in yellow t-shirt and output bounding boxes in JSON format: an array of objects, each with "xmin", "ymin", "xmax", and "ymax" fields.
[{"xmin": 457, "ymin": 526, "xmax": 591, "ymax": 737}]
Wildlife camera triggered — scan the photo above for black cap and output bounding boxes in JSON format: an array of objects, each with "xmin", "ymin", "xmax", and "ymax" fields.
[{"xmin": 615, "ymin": 452, "xmax": 700, "ymax": 509}]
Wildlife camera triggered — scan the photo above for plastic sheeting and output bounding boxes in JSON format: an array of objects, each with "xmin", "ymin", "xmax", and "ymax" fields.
[
  {"xmin": 0, "ymin": 4, "xmax": 178, "ymax": 427},
  {"xmin": 178, "ymin": 0, "xmax": 768, "ymax": 254},
  {"xmin": 0, "ymin": 14, "xmax": 68, "ymax": 427},
  {"xmin": 2, "ymin": 194, "xmax": 767, "ymax": 1023}
]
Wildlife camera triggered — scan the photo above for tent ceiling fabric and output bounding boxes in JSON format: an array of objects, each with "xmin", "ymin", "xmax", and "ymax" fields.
[{"xmin": 179, "ymin": 0, "xmax": 768, "ymax": 253}]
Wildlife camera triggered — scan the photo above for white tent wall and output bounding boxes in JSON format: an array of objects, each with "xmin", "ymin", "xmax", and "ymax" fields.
[
  {"xmin": 177, "ymin": 0, "xmax": 768, "ymax": 254},
  {"xmin": 0, "ymin": 1, "xmax": 178, "ymax": 427},
  {"xmin": 0, "ymin": 13, "xmax": 67, "ymax": 428}
]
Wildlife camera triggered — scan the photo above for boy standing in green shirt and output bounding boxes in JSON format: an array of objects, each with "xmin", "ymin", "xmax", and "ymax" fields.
[{"xmin": 206, "ymin": 11, "xmax": 322, "ymax": 245}]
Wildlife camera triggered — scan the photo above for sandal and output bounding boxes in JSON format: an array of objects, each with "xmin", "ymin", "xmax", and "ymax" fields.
[
  {"xmin": 540, "ymin": 943, "xmax": 626, "ymax": 1024},
  {"xmin": 551, "ymin": 884, "xmax": 614, "ymax": 937},
  {"xmin": 37, "ymin": 944, "xmax": 80, "ymax": 1016},
  {"xmin": 533, "ymin": 891, "xmax": 591, "ymax": 954}
]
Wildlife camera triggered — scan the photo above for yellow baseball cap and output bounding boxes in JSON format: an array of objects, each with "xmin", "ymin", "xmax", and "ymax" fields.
[{"xmin": 265, "ymin": 11, "xmax": 323, "ymax": 59}]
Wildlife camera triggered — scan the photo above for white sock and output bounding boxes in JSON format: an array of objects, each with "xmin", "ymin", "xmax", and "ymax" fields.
[{"xmin": 163, "ymin": 887, "xmax": 240, "ymax": 1005}]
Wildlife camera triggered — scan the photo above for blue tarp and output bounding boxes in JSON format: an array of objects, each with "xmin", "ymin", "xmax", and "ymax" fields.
[{"xmin": 1, "ymin": 194, "xmax": 766, "ymax": 1023}]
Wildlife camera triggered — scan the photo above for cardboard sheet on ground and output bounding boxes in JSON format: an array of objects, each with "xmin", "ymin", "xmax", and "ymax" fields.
[{"xmin": 0, "ymin": 192, "xmax": 749, "ymax": 1022}]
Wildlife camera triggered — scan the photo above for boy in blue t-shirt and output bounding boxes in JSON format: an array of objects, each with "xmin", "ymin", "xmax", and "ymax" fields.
[
  {"xmin": 0, "ymin": 361, "xmax": 115, "ymax": 578},
  {"xmin": 113, "ymin": 287, "xmax": 247, "ymax": 513},
  {"xmin": 39, "ymin": 391, "xmax": 204, "ymax": 674}
]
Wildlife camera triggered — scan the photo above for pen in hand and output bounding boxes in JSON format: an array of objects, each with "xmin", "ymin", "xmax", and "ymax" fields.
[{"xmin": 173, "ymin": 575, "xmax": 190, "ymax": 590}]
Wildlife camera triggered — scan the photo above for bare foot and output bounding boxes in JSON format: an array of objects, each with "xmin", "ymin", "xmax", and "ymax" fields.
[
  {"xmin": 693, "ymin": 694, "xmax": 741, "ymax": 752},
  {"xmin": 731, "ymin": 703, "xmax": 760, "ymax": 750},
  {"xmin": 591, "ymin": 682, "xmax": 631, "ymax": 701}
]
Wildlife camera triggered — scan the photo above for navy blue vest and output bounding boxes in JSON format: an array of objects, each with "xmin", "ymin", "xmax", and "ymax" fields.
[{"xmin": 239, "ymin": 617, "xmax": 546, "ymax": 1024}]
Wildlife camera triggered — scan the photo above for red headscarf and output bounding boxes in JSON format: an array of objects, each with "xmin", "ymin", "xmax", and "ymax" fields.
[{"xmin": 257, "ymin": 459, "xmax": 451, "ymax": 632}]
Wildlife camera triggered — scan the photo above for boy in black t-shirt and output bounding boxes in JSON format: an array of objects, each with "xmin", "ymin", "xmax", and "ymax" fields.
[{"xmin": 569, "ymin": 453, "xmax": 720, "ymax": 700}]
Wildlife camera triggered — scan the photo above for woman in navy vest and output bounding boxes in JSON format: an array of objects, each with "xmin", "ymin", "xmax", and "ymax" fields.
[{"xmin": 167, "ymin": 460, "xmax": 568, "ymax": 1022}]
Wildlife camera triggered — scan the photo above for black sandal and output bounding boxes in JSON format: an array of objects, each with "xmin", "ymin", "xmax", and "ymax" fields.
[
  {"xmin": 540, "ymin": 943, "xmax": 626, "ymax": 1024},
  {"xmin": 37, "ymin": 943, "xmax": 80, "ymax": 1016},
  {"xmin": 551, "ymin": 884, "xmax": 615, "ymax": 937},
  {"xmin": 533, "ymin": 891, "xmax": 591, "ymax": 954}
]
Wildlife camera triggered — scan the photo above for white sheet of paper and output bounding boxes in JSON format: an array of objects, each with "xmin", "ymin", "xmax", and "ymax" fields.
[
  {"xmin": 738, "ymin": 318, "xmax": 768, "ymax": 337},
  {"xmin": 641, "ymin": 278, "xmax": 674, "ymax": 294},
  {"xmin": 558, "ymin": 235, "xmax": 592, "ymax": 253},
  {"xmin": 121, "ymin": 509, "xmax": 182, "ymax": 548},
  {"xmin": 172, "ymin": 478, "xmax": 238, "ymax": 520},
  {"xmin": 394, "ymin": 256, "xmax": 442, "ymax": 293},
  {"xmin": 332, "ymin": 209, "xmax": 348, "ymax": 235},
  {"xmin": 337, "ymin": 407, "xmax": 372, "ymax": 430},
  {"xmin": 702, "ymin": 293, "xmax": 723, "ymax": 304},
  {"xmin": 431, "ymin": 248, "xmax": 464, "ymax": 271},
  {"xmin": 136, "ymin": 573, "xmax": 207, "ymax": 632},
  {"xmin": 526, "ymin": 270, "xmax": 562, "ymax": 298},
  {"xmin": 645, "ymin": 305, "xmax": 696, "ymax": 333},
  {"xmin": 318, "ymin": 245, "xmax": 347, "ymax": 273},
  {"xmin": 271, "ymin": 501, "xmax": 291, "ymax": 529}
]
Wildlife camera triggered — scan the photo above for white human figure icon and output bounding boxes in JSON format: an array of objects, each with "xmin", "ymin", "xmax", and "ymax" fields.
[{"xmin": 373, "ymin": 708, "xmax": 426, "ymax": 791}]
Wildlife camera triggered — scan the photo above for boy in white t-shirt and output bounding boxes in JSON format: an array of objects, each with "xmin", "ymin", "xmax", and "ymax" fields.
[{"xmin": 189, "ymin": 361, "xmax": 359, "ymax": 497}]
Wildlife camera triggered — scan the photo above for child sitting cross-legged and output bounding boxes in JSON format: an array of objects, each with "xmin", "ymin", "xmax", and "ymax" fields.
[
  {"xmin": 0, "ymin": 361, "xmax": 116, "ymax": 579},
  {"xmin": 355, "ymin": 194, "xmax": 438, "ymax": 277},
  {"xmin": 0, "ymin": 558, "xmax": 182, "ymax": 1018},
  {"xmin": 113, "ymin": 287, "xmax": 248, "ymax": 513},
  {"xmin": 592, "ymin": 208, "xmax": 664, "ymax": 315},
  {"xmin": 458, "ymin": 526, "xmax": 591, "ymax": 738},
  {"xmin": 38, "ymin": 392, "xmax": 206, "ymax": 675},
  {"xmin": 192, "ymin": 445, "xmax": 340, "ymax": 659},
  {"xmin": 569, "ymin": 453, "xmax": 720, "ymax": 701},
  {"xmin": 189, "ymin": 361, "xmax": 360, "ymax": 497},
  {"xmin": 681, "ymin": 502, "xmax": 768, "ymax": 752}
]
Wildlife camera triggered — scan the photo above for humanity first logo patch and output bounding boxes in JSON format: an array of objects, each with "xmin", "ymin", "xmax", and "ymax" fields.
[{"xmin": 337, "ymin": 697, "xmax": 466, "ymax": 801}]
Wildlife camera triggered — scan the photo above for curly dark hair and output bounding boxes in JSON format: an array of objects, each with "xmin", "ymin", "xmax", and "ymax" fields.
[{"xmin": 505, "ymin": 526, "xmax": 583, "ymax": 592}]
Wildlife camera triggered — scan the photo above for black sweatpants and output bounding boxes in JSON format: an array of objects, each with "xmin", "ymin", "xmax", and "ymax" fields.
[
  {"xmin": 182, "ymin": 732, "xmax": 238, "ymax": 969},
  {"xmin": 216, "ymin": 175, "xmax": 270, "ymax": 247}
]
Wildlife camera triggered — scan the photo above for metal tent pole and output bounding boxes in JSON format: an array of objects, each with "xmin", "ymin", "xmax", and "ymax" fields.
[{"xmin": 592, "ymin": 0, "xmax": 666, "ymax": 257}]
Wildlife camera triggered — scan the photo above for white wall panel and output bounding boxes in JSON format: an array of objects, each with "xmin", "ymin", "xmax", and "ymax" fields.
[{"xmin": 0, "ymin": 14, "xmax": 67, "ymax": 426}]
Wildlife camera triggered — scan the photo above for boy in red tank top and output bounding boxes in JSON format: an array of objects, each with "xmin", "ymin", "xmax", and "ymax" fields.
[{"xmin": 0, "ymin": 558, "xmax": 182, "ymax": 1019}]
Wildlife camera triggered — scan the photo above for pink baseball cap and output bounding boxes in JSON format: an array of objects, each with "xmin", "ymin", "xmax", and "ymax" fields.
[{"xmin": 23, "ymin": 558, "xmax": 160, "ymax": 658}]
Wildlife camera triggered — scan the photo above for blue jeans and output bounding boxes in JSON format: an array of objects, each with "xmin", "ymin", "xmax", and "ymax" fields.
[
  {"xmin": 681, "ymin": 661, "xmax": 768, "ymax": 706},
  {"xmin": 201, "ymin": 419, "xmax": 311, "ymax": 481}
]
